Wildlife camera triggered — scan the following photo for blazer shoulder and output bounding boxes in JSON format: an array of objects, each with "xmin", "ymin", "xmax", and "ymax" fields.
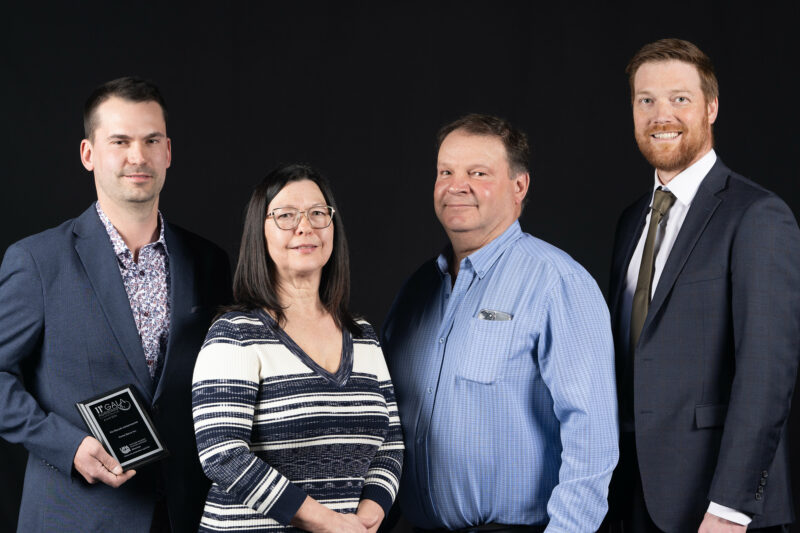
[
  {"xmin": 3, "ymin": 217, "xmax": 81, "ymax": 263},
  {"xmin": 703, "ymin": 167, "xmax": 796, "ymax": 231},
  {"xmin": 722, "ymin": 170, "xmax": 784, "ymax": 204}
]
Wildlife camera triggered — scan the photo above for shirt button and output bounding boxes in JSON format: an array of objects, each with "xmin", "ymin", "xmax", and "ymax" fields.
[
  {"xmin": 439, "ymin": 338, "xmax": 444, "ymax": 344},
  {"xmin": 143, "ymin": 311, "xmax": 150, "ymax": 317},
  {"xmin": 427, "ymin": 387, "xmax": 432, "ymax": 394},
  {"xmin": 139, "ymin": 271, "xmax": 145, "ymax": 277}
]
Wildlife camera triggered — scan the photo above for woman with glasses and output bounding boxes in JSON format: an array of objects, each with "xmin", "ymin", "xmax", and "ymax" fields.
[{"xmin": 191, "ymin": 163, "xmax": 402, "ymax": 533}]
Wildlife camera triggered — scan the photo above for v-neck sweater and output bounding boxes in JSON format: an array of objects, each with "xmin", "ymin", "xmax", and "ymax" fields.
[{"xmin": 192, "ymin": 310, "xmax": 403, "ymax": 532}]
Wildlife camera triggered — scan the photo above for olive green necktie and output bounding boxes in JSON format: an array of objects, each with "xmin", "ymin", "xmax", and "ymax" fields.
[{"xmin": 629, "ymin": 188, "xmax": 676, "ymax": 352}]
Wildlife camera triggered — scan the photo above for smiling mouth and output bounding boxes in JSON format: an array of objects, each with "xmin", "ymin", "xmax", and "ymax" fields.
[
  {"xmin": 291, "ymin": 245, "xmax": 318, "ymax": 251},
  {"xmin": 651, "ymin": 132, "xmax": 681, "ymax": 140}
]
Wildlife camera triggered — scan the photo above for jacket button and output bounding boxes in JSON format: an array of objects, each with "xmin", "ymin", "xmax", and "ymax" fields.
[
  {"xmin": 756, "ymin": 493, "xmax": 763, "ymax": 501},
  {"xmin": 757, "ymin": 486, "xmax": 764, "ymax": 494},
  {"xmin": 762, "ymin": 470, "xmax": 769, "ymax": 478},
  {"xmin": 760, "ymin": 478, "xmax": 767, "ymax": 486}
]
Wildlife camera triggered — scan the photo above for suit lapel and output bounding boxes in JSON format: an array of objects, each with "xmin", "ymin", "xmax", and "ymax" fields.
[
  {"xmin": 73, "ymin": 206, "xmax": 154, "ymax": 398},
  {"xmin": 641, "ymin": 160, "xmax": 729, "ymax": 337},
  {"xmin": 610, "ymin": 194, "xmax": 649, "ymax": 329},
  {"xmin": 154, "ymin": 223, "xmax": 195, "ymax": 402}
]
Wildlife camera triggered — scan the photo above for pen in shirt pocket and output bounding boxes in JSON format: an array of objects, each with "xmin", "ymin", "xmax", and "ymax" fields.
[{"xmin": 477, "ymin": 309, "xmax": 513, "ymax": 321}]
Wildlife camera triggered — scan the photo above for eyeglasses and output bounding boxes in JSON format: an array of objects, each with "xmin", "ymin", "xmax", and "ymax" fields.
[{"xmin": 266, "ymin": 205, "xmax": 335, "ymax": 230}]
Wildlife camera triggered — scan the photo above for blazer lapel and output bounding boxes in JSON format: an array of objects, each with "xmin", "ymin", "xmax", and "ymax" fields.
[
  {"xmin": 73, "ymin": 206, "xmax": 154, "ymax": 398},
  {"xmin": 641, "ymin": 160, "xmax": 729, "ymax": 337},
  {"xmin": 154, "ymin": 223, "xmax": 195, "ymax": 402},
  {"xmin": 610, "ymin": 194, "xmax": 649, "ymax": 328}
]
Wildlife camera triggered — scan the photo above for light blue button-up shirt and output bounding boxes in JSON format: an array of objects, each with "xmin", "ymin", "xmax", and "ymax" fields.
[{"xmin": 382, "ymin": 222, "xmax": 618, "ymax": 532}]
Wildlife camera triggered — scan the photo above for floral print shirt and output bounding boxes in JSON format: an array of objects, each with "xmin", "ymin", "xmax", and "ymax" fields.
[{"xmin": 96, "ymin": 202, "xmax": 170, "ymax": 380}]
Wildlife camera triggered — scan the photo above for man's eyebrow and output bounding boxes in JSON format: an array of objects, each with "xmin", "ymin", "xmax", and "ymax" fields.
[{"xmin": 106, "ymin": 132, "xmax": 165, "ymax": 140}]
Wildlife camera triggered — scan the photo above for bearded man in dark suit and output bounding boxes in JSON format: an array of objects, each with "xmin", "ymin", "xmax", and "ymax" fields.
[{"xmin": 607, "ymin": 38, "xmax": 800, "ymax": 533}]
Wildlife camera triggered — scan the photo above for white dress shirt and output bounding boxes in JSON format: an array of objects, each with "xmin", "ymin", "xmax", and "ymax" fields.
[{"xmin": 622, "ymin": 149, "xmax": 751, "ymax": 526}]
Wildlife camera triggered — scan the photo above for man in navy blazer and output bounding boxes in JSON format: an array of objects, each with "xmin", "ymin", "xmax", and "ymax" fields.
[
  {"xmin": 606, "ymin": 39, "xmax": 800, "ymax": 532},
  {"xmin": 0, "ymin": 77, "xmax": 231, "ymax": 532}
]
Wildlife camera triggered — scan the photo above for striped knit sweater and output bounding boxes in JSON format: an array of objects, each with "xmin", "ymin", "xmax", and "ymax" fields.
[{"xmin": 192, "ymin": 310, "xmax": 403, "ymax": 532}]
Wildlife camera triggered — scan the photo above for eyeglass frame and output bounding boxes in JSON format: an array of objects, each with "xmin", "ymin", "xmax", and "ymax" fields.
[{"xmin": 265, "ymin": 205, "xmax": 336, "ymax": 230}]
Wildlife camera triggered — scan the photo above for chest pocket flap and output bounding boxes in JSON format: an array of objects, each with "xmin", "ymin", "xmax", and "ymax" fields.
[{"xmin": 455, "ymin": 317, "xmax": 516, "ymax": 384}]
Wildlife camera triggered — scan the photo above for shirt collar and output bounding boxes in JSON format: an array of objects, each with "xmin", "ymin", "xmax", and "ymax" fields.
[
  {"xmin": 651, "ymin": 148, "xmax": 716, "ymax": 207},
  {"xmin": 436, "ymin": 221, "xmax": 523, "ymax": 280},
  {"xmin": 95, "ymin": 201, "xmax": 168, "ymax": 258}
]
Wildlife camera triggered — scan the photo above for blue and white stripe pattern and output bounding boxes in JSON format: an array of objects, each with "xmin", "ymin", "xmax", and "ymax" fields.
[
  {"xmin": 382, "ymin": 221, "xmax": 618, "ymax": 532},
  {"xmin": 192, "ymin": 310, "xmax": 403, "ymax": 531}
]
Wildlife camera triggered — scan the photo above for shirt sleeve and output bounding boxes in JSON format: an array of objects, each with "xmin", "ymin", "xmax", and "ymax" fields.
[
  {"xmin": 192, "ymin": 318, "xmax": 307, "ymax": 525},
  {"xmin": 360, "ymin": 345, "xmax": 404, "ymax": 516},
  {"xmin": 537, "ymin": 272, "xmax": 619, "ymax": 533}
]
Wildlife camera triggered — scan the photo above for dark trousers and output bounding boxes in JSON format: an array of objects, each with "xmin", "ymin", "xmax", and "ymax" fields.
[
  {"xmin": 149, "ymin": 499, "xmax": 171, "ymax": 533},
  {"xmin": 602, "ymin": 433, "xmax": 788, "ymax": 533}
]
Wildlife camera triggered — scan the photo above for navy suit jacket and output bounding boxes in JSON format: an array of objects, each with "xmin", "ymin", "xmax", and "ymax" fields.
[
  {"xmin": 608, "ymin": 158, "xmax": 800, "ymax": 531},
  {"xmin": 0, "ymin": 205, "xmax": 231, "ymax": 533}
]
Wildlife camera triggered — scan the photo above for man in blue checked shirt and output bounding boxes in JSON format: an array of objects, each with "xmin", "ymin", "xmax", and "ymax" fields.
[{"xmin": 382, "ymin": 113, "xmax": 619, "ymax": 532}]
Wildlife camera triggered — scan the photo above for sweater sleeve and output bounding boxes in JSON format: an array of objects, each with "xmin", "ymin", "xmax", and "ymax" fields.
[{"xmin": 192, "ymin": 315, "xmax": 307, "ymax": 525}]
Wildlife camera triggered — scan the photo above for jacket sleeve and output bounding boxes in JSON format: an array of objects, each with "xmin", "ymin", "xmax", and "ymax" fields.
[
  {"xmin": 707, "ymin": 195, "xmax": 800, "ymax": 515},
  {"xmin": 0, "ymin": 243, "xmax": 88, "ymax": 474}
]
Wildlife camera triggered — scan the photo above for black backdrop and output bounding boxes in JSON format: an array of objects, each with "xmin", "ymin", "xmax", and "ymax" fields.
[{"xmin": 2, "ymin": 2, "xmax": 799, "ymax": 531}]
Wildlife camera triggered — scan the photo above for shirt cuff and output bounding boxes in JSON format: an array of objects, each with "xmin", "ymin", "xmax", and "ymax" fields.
[{"xmin": 707, "ymin": 502, "xmax": 752, "ymax": 526}]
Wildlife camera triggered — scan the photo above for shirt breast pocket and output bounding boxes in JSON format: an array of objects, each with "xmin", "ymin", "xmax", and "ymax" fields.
[{"xmin": 455, "ymin": 317, "xmax": 516, "ymax": 384}]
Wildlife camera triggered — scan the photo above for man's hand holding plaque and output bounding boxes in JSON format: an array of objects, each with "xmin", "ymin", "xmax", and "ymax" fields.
[
  {"xmin": 74, "ymin": 435, "xmax": 137, "ymax": 487},
  {"xmin": 75, "ymin": 385, "xmax": 169, "ymax": 474}
]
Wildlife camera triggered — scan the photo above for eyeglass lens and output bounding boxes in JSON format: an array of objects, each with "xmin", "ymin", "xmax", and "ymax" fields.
[{"xmin": 272, "ymin": 207, "xmax": 333, "ymax": 229}]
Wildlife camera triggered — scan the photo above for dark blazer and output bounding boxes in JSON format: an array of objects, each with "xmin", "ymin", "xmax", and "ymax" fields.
[
  {"xmin": 0, "ymin": 205, "xmax": 231, "ymax": 533},
  {"xmin": 608, "ymin": 158, "xmax": 800, "ymax": 531}
]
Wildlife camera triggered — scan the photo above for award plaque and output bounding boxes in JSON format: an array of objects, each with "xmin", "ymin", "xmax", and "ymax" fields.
[{"xmin": 75, "ymin": 385, "xmax": 168, "ymax": 470}]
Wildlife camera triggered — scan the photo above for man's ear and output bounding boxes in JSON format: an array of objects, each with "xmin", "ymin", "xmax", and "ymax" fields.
[
  {"xmin": 707, "ymin": 96, "xmax": 719, "ymax": 126},
  {"xmin": 80, "ymin": 139, "xmax": 94, "ymax": 171},
  {"xmin": 514, "ymin": 171, "xmax": 530, "ymax": 205}
]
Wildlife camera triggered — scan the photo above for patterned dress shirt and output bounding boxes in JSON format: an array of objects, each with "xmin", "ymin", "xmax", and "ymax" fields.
[
  {"xmin": 96, "ymin": 202, "xmax": 170, "ymax": 380},
  {"xmin": 382, "ymin": 221, "xmax": 619, "ymax": 532}
]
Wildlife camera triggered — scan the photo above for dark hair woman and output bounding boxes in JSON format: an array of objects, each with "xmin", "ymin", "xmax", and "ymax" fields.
[{"xmin": 192, "ymin": 164, "xmax": 403, "ymax": 533}]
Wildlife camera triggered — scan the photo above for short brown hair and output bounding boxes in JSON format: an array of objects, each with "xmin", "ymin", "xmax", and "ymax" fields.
[
  {"xmin": 626, "ymin": 38, "xmax": 719, "ymax": 103},
  {"xmin": 436, "ymin": 113, "xmax": 530, "ymax": 177},
  {"xmin": 83, "ymin": 76, "xmax": 167, "ymax": 141}
]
